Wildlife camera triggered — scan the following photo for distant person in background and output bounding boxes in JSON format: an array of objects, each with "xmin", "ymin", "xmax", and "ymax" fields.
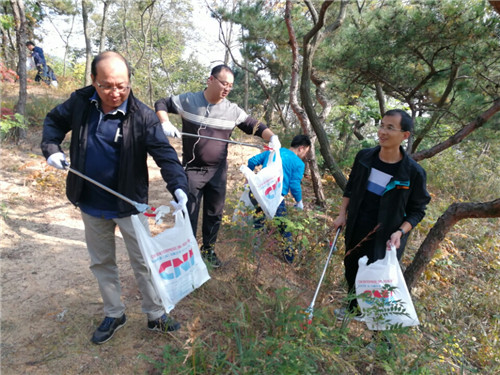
[
  {"xmin": 26, "ymin": 41, "xmax": 49, "ymax": 85},
  {"xmin": 247, "ymin": 134, "xmax": 311, "ymax": 263},
  {"xmin": 155, "ymin": 64, "xmax": 280, "ymax": 268}
]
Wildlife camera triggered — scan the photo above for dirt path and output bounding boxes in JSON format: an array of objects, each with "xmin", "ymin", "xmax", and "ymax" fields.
[{"xmin": 1, "ymin": 127, "xmax": 319, "ymax": 374}]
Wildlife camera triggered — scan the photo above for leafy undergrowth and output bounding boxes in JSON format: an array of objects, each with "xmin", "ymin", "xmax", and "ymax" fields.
[{"xmin": 140, "ymin": 160, "xmax": 499, "ymax": 374}]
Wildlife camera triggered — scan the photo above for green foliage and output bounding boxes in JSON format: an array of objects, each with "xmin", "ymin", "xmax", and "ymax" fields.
[
  {"xmin": 322, "ymin": 0, "xmax": 499, "ymax": 152},
  {"xmin": 356, "ymin": 285, "xmax": 414, "ymax": 331},
  {"xmin": 421, "ymin": 136, "xmax": 500, "ymax": 202},
  {"xmin": 0, "ymin": 112, "xmax": 27, "ymax": 140}
]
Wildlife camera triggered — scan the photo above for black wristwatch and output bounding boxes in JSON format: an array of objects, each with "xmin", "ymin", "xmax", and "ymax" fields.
[{"xmin": 398, "ymin": 228, "xmax": 405, "ymax": 235}]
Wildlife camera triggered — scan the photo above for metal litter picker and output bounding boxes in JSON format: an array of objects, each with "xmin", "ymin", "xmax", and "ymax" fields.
[
  {"xmin": 305, "ymin": 226, "xmax": 342, "ymax": 325},
  {"xmin": 180, "ymin": 132, "xmax": 265, "ymax": 150},
  {"xmin": 67, "ymin": 167, "xmax": 153, "ymax": 214}
]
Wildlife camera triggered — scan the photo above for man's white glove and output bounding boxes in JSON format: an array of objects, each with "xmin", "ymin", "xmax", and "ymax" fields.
[
  {"xmin": 294, "ymin": 200, "xmax": 304, "ymax": 210},
  {"xmin": 171, "ymin": 188, "xmax": 188, "ymax": 214},
  {"xmin": 47, "ymin": 152, "xmax": 67, "ymax": 170},
  {"xmin": 269, "ymin": 135, "xmax": 281, "ymax": 151},
  {"xmin": 161, "ymin": 120, "xmax": 181, "ymax": 138}
]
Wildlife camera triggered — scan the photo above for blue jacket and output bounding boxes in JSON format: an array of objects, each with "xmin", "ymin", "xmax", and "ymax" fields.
[
  {"xmin": 32, "ymin": 46, "xmax": 46, "ymax": 67},
  {"xmin": 248, "ymin": 148, "xmax": 305, "ymax": 202}
]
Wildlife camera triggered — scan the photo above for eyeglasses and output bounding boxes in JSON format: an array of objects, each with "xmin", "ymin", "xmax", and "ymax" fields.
[
  {"xmin": 212, "ymin": 75, "xmax": 233, "ymax": 90},
  {"xmin": 377, "ymin": 124, "xmax": 406, "ymax": 132},
  {"xmin": 96, "ymin": 81, "xmax": 130, "ymax": 93}
]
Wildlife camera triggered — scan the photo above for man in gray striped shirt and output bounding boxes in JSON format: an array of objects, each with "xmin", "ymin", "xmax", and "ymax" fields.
[{"xmin": 155, "ymin": 65, "xmax": 280, "ymax": 268}]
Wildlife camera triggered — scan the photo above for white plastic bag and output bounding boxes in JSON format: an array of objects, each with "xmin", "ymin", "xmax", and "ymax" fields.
[
  {"xmin": 239, "ymin": 150, "xmax": 283, "ymax": 219},
  {"xmin": 355, "ymin": 244, "xmax": 419, "ymax": 330},
  {"xmin": 232, "ymin": 185, "xmax": 255, "ymax": 226},
  {"xmin": 131, "ymin": 208, "xmax": 210, "ymax": 313}
]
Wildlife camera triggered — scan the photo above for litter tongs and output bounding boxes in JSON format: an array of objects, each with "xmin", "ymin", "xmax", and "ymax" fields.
[{"xmin": 66, "ymin": 166, "xmax": 156, "ymax": 216}]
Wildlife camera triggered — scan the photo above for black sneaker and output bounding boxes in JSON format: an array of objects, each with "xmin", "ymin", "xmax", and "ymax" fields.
[
  {"xmin": 91, "ymin": 314, "xmax": 127, "ymax": 344},
  {"xmin": 201, "ymin": 246, "xmax": 222, "ymax": 268},
  {"xmin": 148, "ymin": 313, "xmax": 181, "ymax": 332}
]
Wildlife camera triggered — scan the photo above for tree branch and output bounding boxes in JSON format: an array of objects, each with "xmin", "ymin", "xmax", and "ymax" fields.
[{"xmin": 412, "ymin": 98, "xmax": 500, "ymax": 162}]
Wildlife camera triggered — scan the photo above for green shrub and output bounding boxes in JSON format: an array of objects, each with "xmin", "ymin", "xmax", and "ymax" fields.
[{"xmin": 0, "ymin": 111, "xmax": 27, "ymax": 141}]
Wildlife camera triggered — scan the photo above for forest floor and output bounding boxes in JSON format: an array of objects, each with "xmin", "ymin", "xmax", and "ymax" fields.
[{"xmin": 0, "ymin": 83, "xmax": 339, "ymax": 374}]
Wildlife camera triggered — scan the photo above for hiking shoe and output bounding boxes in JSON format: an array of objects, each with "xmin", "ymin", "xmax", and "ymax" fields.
[
  {"xmin": 201, "ymin": 246, "xmax": 222, "ymax": 268},
  {"xmin": 334, "ymin": 308, "xmax": 364, "ymax": 322},
  {"xmin": 148, "ymin": 313, "xmax": 181, "ymax": 333},
  {"xmin": 91, "ymin": 314, "xmax": 127, "ymax": 344}
]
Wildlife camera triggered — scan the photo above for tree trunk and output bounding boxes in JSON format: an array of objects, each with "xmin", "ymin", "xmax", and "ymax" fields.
[
  {"xmin": 63, "ymin": 10, "xmax": 77, "ymax": 77},
  {"xmin": 405, "ymin": 199, "xmax": 500, "ymax": 291},
  {"xmin": 82, "ymin": 0, "xmax": 93, "ymax": 85},
  {"xmin": 10, "ymin": 0, "xmax": 27, "ymax": 140},
  {"xmin": 244, "ymin": 49, "xmax": 249, "ymax": 112},
  {"xmin": 99, "ymin": 0, "xmax": 111, "ymax": 53},
  {"xmin": 300, "ymin": 1, "xmax": 349, "ymax": 192},
  {"xmin": 412, "ymin": 98, "xmax": 500, "ymax": 162},
  {"xmin": 285, "ymin": 0, "xmax": 325, "ymax": 206},
  {"xmin": 375, "ymin": 82, "xmax": 385, "ymax": 117},
  {"xmin": 489, "ymin": 0, "xmax": 500, "ymax": 14}
]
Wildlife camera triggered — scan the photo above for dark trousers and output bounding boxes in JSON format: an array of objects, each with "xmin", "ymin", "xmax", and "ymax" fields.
[
  {"xmin": 344, "ymin": 218, "xmax": 378, "ymax": 313},
  {"xmin": 186, "ymin": 162, "xmax": 227, "ymax": 249},
  {"xmin": 253, "ymin": 198, "xmax": 293, "ymax": 260}
]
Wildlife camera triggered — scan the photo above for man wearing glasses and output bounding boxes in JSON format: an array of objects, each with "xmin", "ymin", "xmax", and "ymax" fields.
[
  {"xmin": 155, "ymin": 64, "xmax": 280, "ymax": 268},
  {"xmin": 331, "ymin": 109, "xmax": 431, "ymax": 320},
  {"xmin": 41, "ymin": 51, "xmax": 189, "ymax": 344}
]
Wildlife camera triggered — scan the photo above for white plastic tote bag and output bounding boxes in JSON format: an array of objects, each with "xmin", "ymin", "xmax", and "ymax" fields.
[
  {"xmin": 355, "ymin": 244, "xmax": 419, "ymax": 330},
  {"xmin": 131, "ymin": 208, "xmax": 210, "ymax": 313},
  {"xmin": 239, "ymin": 150, "xmax": 284, "ymax": 219},
  {"xmin": 232, "ymin": 185, "xmax": 256, "ymax": 226}
]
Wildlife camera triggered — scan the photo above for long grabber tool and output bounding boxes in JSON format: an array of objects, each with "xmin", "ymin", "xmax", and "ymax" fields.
[
  {"xmin": 180, "ymin": 132, "xmax": 265, "ymax": 150},
  {"xmin": 67, "ymin": 167, "xmax": 152, "ymax": 213},
  {"xmin": 305, "ymin": 226, "xmax": 342, "ymax": 325}
]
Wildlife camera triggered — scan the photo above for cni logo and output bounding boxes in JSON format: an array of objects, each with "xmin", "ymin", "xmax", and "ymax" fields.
[
  {"xmin": 264, "ymin": 177, "xmax": 281, "ymax": 200},
  {"xmin": 158, "ymin": 249, "xmax": 194, "ymax": 280}
]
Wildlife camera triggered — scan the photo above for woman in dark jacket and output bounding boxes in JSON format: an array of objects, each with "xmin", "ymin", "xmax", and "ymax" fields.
[{"xmin": 332, "ymin": 109, "xmax": 431, "ymax": 318}]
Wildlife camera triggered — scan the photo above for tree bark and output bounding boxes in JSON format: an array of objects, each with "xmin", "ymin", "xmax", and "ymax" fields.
[
  {"xmin": 82, "ymin": 0, "xmax": 93, "ymax": 85},
  {"xmin": 98, "ymin": 0, "xmax": 111, "ymax": 53},
  {"xmin": 285, "ymin": 0, "xmax": 325, "ymax": 206},
  {"xmin": 489, "ymin": 0, "xmax": 500, "ymax": 14},
  {"xmin": 405, "ymin": 198, "xmax": 500, "ymax": 291},
  {"xmin": 412, "ymin": 98, "xmax": 500, "ymax": 162},
  {"xmin": 375, "ymin": 82, "xmax": 385, "ymax": 117},
  {"xmin": 10, "ymin": 0, "xmax": 27, "ymax": 140},
  {"xmin": 300, "ymin": 0, "xmax": 349, "ymax": 192}
]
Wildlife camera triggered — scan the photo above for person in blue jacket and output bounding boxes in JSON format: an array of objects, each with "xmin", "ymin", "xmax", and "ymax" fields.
[
  {"xmin": 26, "ymin": 41, "xmax": 49, "ymax": 84},
  {"xmin": 247, "ymin": 134, "xmax": 311, "ymax": 263},
  {"xmin": 331, "ymin": 109, "xmax": 431, "ymax": 320}
]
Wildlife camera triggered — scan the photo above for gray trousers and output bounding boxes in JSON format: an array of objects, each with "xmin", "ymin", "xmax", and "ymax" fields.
[{"xmin": 81, "ymin": 211, "xmax": 164, "ymax": 320}]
